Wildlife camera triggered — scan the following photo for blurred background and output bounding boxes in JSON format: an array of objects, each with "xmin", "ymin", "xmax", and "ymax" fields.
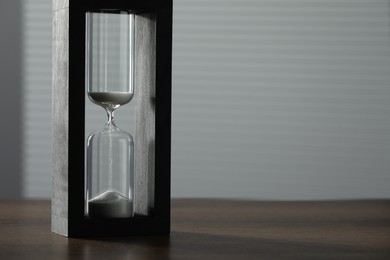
[{"xmin": 0, "ymin": 0, "xmax": 389, "ymax": 199}]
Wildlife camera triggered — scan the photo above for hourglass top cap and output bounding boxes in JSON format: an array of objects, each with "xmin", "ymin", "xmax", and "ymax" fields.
[{"xmin": 87, "ymin": 9, "xmax": 137, "ymax": 14}]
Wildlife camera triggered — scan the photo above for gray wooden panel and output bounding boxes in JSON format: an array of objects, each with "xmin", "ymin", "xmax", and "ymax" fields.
[
  {"xmin": 52, "ymin": 0, "xmax": 68, "ymax": 11},
  {"xmin": 51, "ymin": 5, "xmax": 69, "ymax": 236},
  {"xmin": 134, "ymin": 14, "xmax": 156, "ymax": 215}
]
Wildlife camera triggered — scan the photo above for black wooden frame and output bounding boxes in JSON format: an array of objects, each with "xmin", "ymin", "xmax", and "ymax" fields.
[{"xmin": 52, "ymin": 0, "xmax": 172, "ymax": 237}]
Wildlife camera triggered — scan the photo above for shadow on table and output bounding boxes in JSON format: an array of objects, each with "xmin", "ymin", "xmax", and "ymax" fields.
[{"xmin": 63, "ymin": 231, "xmax": 390, "ymax": 260}]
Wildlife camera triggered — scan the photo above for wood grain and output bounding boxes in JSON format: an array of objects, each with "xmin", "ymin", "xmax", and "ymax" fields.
[
  {"xmin": 135, "ymin": 13, "xmax": 157, "ymax": 216},
  {"xmin": 52, "ymin": 2, "xmax": 69, "ymax": 236},
  {"xmin": 0, "ymin": 199, "xmax": 389, "ymax": 259}
]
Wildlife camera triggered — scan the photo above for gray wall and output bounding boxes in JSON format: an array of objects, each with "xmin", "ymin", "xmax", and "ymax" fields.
[
  {"xmin": 0, "ymin": 0, "xmax": 22, "ymax": 198},
  {"xmin": 22, "ymin": 0, "xmax": 52, "ymax": 197},
  {"xmin": 10, "ymin": 0, "xmax": 390, "ymax": 199},
  {"xmin": 171, "ymin": 0, "xmax": 390, "ymax": 199}
]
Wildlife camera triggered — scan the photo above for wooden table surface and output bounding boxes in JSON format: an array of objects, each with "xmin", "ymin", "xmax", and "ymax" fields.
[{"xmin": 0, "ymin": 199, "xmax": 389, "ymax": 259}]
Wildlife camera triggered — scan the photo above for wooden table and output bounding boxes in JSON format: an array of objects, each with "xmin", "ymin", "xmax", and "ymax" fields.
[{"xmin": 0, "ymin": 199, "xmax": 389, "ymax": 259}]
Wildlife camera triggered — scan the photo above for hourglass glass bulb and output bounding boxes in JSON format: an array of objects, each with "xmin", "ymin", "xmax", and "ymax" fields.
[{"xmin": 85, "ymin": 11, "xmax": 135, "ymax": 219}]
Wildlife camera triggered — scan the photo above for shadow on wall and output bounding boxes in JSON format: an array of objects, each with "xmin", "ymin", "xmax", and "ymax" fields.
[{"xmin": 0, "ymin": 0, "xmax": 22, "ymax": 198}]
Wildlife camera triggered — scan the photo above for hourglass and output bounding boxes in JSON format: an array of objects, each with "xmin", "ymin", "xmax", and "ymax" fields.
[
  {"xmin": 85, "ymin": 11, "xmax": 135, "ymax": 218},
  {"xmin": 52, "ymin": 0, "xmax": 172, "ymax": 237}
]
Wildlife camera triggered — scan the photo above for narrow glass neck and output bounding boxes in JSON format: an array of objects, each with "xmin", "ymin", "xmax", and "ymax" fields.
[{"xmin": 106, "ymin": 108, "xmax": 115, "ymax": 126}]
